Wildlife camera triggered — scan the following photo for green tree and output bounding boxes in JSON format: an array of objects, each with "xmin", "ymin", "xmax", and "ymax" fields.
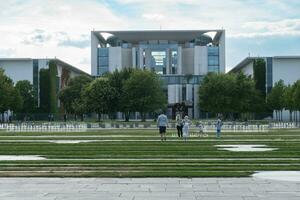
[
  {"xmin": 15, "ymin": 80, "xmax": 37, "ymax": 114},
  {"xmin": 198, "ymin": 72, "xmax": 262, "ymax": 119},
  {"xmin": 83, "ymin": 78, "xmax": 118, "ymax": 121},
  {"xmin": 198, "ymin": 73, "xmax": 236, "ymax": 117},
  {"xmin": 267, "ymin": 80, "xmax": 285, "ymax": 121},
  {"xmin": 253, "ymin": 59, "xmax": 266, "ymax": 97},
  {"xmin": 0, "ymin": 69, "xmax": 22, "ymax": 117},
  {"xmin": 124, "ymin": 69, "xmax": 167, "ymax": 121},
  {"xmin": 39, "ymin": 68, "xmax": 50, "ymax": 113},
  {"xmin": 292, "ymin": 80, "xmax": 300, "ymax": 122},
  {"xmin": 283, "ymin": 84, "xmax": 295, "ymax": 121},
  {"xmin": 59, "ymin": 75, "xmax": 92, "ymax": 120},
  {"xmin": 107, "ymin": 68, "xmax": 134, "ymax": 121}
]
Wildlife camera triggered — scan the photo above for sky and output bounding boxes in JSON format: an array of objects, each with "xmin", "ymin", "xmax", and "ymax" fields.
[{"xmin": 0, "ymin": 0, "xmax": 300, "ymax": 73}]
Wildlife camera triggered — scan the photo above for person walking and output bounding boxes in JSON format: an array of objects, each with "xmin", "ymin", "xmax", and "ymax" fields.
[
  {"xmin": 175, "ymin": 113, "xmax": 183, "ymax": 138},
  {"xmin": 216, "ymin": 118, "xmax": 223, "ymax": 138},
  {"xmin": 157, "ymin": 112, "xmax": 168, "ymax": 141},
  {"xmin": 182, "ymin": 115, "xmax": 191, "ymax": 142}
]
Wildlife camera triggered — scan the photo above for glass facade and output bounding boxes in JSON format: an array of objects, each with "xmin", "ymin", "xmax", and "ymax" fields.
[
  {"xmin": 139, "ymin": 42, "xmax": 178, "ymax": 75},
  {"xmin": 97, "ymin": 48, "xmax": 109, "ymax": 75},
  {"xmin": 207, "ymin": 47, "xmax": 219, "ymax": 73},
  {"xmin": 160, "ymin": 75, "xmax": 203, "ymax": 85}
]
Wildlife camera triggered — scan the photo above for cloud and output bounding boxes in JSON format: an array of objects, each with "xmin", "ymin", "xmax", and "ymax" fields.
[
  {"xmin": 57, "ymin": 33, "xmax": 90, "ymax": 49},
  {"xmin": 142, "ymin": 13, "xmax": 165, "ymax": 21},
  {"xmin": 229, "ymin": 18, "xmax": 300, "ymax": 38},
  {"xmin": 22, "ymin": 29, "xmax": 52, "ymax": 45},
  {"xmin": 0, "ymin": 48, "xmax": 15, "ymax": 57}
]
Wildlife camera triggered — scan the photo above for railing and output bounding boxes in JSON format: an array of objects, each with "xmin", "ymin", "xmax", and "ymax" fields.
[{"xmin": 0, "ymin": 121, "xmax": 299, "ymax": 132}]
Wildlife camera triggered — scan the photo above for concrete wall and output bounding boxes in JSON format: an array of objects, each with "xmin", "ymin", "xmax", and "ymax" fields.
[
  {"xmin": 272, "ymin": 58, "xmax": 300, "ymax": 85},
  {"xmin": 241, "ymin": 61, "xmax": 254, "ymax": 77},
  {"xmin": 219, "ymin": 30, "xmax": 226, "ymax": 73},
  {"xmin": 109, "ymin": 47, "xmax": 122, "ymax": 72},
  {"xmin": 194, "ymin": 46, "xmax": 208, "ymax": 75},
  {"xmin": 0, "ymin": 60, "xmax": 33, "ymax": 84},
  {"xmin": 91, "ymin": 32, "xmax": 100, "ymax": 76},
  {"xmin": 167, "ymin": 84, "xmax": 182, "ymax": 104},
  {"xmin": 182, "ymin": 48, "xmax": 194, "ymax": 74},
  {"xmin": 121, "ymin": 48, "xmax": 132, "ymax": 68},
  {"xmin": 177, "ymin": 46, "xmax": 182, "ymax": 74}
]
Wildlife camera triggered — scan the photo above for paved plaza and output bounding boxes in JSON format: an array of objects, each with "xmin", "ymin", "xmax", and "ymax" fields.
[{"xmin": 0, "ymin": 177, "xmax": 299, "ymax": 200}]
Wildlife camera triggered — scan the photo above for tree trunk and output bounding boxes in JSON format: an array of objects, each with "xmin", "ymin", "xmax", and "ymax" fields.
[
  {"xmin": 289, "ymin": 110, "xmax": 292, "ymax": 122},
  {"xmin": 124, "ymin": 112, "xmax": 130, "ymax": 122},
  {"xmin": 81, "ymin": 114, "xmax": 84, "ymax": 121},
  {"xmin": 141, "ymin": 113, "xmax": 146, "ymax": 122},
  {"xmin": 98, "ymin": 113, "xmax": 101, "ymax": 122}
]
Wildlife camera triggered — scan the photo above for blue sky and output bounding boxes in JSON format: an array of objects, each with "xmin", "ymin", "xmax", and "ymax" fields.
[{"xmin": 0, "ymin": 0, "xmax": 300, "ymax": 73}]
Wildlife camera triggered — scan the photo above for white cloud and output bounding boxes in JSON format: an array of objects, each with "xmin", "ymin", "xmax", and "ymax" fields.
[{"xmin": 142, "ymin": 13, "xmax": 165, "ymax": 21}]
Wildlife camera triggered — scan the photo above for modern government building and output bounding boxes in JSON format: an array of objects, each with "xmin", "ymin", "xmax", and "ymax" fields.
[{"xmin": 91, "ymin": 30, "xmax": 226, "ymax": 118}]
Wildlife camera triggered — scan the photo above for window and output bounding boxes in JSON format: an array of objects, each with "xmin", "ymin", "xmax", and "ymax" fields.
[
  {"xmin": 208, "ymin": 47, "xmax": 219, "ymax": 73},
  {"xmin": 97, "ymin": 48, "xmax": 109, "ymax": 75}
]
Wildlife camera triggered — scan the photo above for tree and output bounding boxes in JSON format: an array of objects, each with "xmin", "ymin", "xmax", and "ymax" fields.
[
  {"xmin": 83, "ymin": 78, "xmax": 118, "ymax": 121},
  {"xmin": 198, "ymin": 72, "xmax": 262, "ymax": 119},
  {"xmin": 39, "ymin": 68, "xmax": 50, "ymax": 113},
  {"xmin": 0, "ymin": 69, "xmax": 22, "ymax": 117},
  {"xmin": 124, "ymin": 69, "xmax": 167, "ymax": 121},
  {"xmin": 292, "ymin": 80, "xmax": 300, "ymax": 122},
  {"xmin": 267, "ymin": 80, "xmax": 285, "ymax": 121},
  {"xmin": 283, "ymin": 84, "xmax": 295, "ymax": 121},
  {"xmin": 253, "ymin": 59, "xmax": 266, "ymax": 97},
  {"xmin": 15, "ymin": 80, "xmax": 37, "ymax": 114},
  {"xmin": 59, "ymin": 75, "xmax": 92, "ymax": 120},
  {"xmin": 107, "ymin": 68, "xmax": 134, "ymax": 121},
  {"xmin": 198, "ymin": 73, "xmax": 236, "ymax": 117}
]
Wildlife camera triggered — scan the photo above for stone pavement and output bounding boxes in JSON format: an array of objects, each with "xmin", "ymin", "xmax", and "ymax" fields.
[{"xmin": 0, "ymin": 177, "xmax": 299, "ymax": 200}]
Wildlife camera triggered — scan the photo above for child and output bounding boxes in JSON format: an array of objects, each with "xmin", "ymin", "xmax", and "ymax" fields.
[
  {"xmin": 182, "ymin": 115, "xmax": 191, "ymax": 141},
  {"xmin": 198, "ymin": 121, "xmax": 207, "ymax": 137}
]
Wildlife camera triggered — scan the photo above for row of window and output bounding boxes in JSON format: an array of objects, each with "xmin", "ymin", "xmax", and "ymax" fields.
[{"xmin": 160, "ymin": 75, "xmax": 203, "ymax": 85}]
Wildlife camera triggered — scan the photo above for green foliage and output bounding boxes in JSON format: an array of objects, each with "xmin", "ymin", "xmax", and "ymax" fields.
[
  {"xmin": 15, "ymin": 80, "xmax": 37, "ymax": 113},
  {"xmin": 107, "ymin": 68, "xmax": 134, "ymax": 121},
  {"xmin": 0, "ymin": 69, "xmax": 23, "ymax": 113},
  {"xmin": 253, "ymin": 59, "xmax": 266, "ymax": 97},
  {"xmin": 267, "ymin": 80, "xmax": 285, "ymax": 111},
  {"xmin": 59, "ymin": 75, "xmax": 92, "ymax": 115},
  {"xmin": 39, "ymin": 68, "xmax": 50, "ymax": 113},
  {"xmin": 124, "ymin": 69, "xmax": 167, "ymax": 121},
  {"xmin": 198, "ymin": 72, "xmax": 263, "ymax": 117},
  {"xmin": 83, "ymin": 78, "xmax": 118, "ymax": 120},
  {"xmin": 49, "ymin": 61, "xmax": 58, "ymax": 113},
  {"xmin": 292, "ymin": 80, "xmax": 300, "ymax": 112}
]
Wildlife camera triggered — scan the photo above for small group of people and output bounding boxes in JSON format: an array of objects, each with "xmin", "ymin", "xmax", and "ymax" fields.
[
  {"xmin": 157, "ymin": 112, "xmax": 223, "ymax": 141},
  {"xmin": 0, "ymin": 110, "xmax": 13, "ymax": 123}
]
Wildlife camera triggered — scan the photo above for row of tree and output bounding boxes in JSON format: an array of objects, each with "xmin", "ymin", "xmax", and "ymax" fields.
[
  {"xmin": 267, "ymin": 80, "xmax": 300, "ymax": 121},
  {"xmin": 0, "ymin": 69, "xmax": 36, "ymax": 116},
  {"xmin": 59, "ymin": 68, "xmax": 167, "ymax": 121},
  {"xmin": 198, "ymin": 72, "xmax": 266, "ymax": 119}
]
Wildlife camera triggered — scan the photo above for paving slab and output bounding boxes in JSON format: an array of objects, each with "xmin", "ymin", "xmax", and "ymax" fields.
[{"xmin": 0, "ymin": 177, "xmax": 299, "ymax": 200}]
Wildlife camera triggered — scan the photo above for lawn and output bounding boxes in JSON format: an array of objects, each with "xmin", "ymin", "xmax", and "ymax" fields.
[{"xmin": 0, "ymin": 128, "xmax": 299, "ymax": 177}]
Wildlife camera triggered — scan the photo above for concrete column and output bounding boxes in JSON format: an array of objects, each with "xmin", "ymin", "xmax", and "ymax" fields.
[
  {"xmin": 166, "ymin": 49, "xmax": 170, "ymax": 74},
  {"xmin": 219, "ymin": 30, "xmax": 226, "ymax": 73},
  {"xmin": 91, "ymin": 32, "xmax": 100, "ymax": 76},
  {"xmin": 193, "ymin": 85, "xmax": 199, "ymax": 119},
  {"xmin": 132, "ymin": 47, "xmax": 136, "ymax": 68},
  {"xmin": 178, "ymin": 46, "xmax": 182, "ymax": 75}
]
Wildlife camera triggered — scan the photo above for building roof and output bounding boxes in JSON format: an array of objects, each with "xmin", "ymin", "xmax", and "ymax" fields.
[
  {"xmin": 0, "ymin": 58, "xmax": 89, "ymax": 76},
  {"xmin": 229, "ymin": 55, "xmax": 300, "ymax": 73},
  {"xmin": 228, "ymin": 57, "xmax": 259, "ymax": 73},
  {"xmin": 92, "ymin": 30, "xmax": 224, "ymax": 44}
]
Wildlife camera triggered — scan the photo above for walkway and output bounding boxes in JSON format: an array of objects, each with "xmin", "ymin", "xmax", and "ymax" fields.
[{"xmin": 0, "ymin": 177, "xmax": 299, "ymax": 200}]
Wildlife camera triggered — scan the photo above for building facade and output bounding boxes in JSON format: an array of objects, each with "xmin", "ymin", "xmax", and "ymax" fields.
[
  {"xmin": 0, "ymin": 58, "xmax": 89, "ymax": 110},
  {"xmin": 91, "ymin": 30, "xmax": 226, "ymax": 118},
  {"xmin": 230, "ymin": 56, "xmax": 300, "ymax": 120}
]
